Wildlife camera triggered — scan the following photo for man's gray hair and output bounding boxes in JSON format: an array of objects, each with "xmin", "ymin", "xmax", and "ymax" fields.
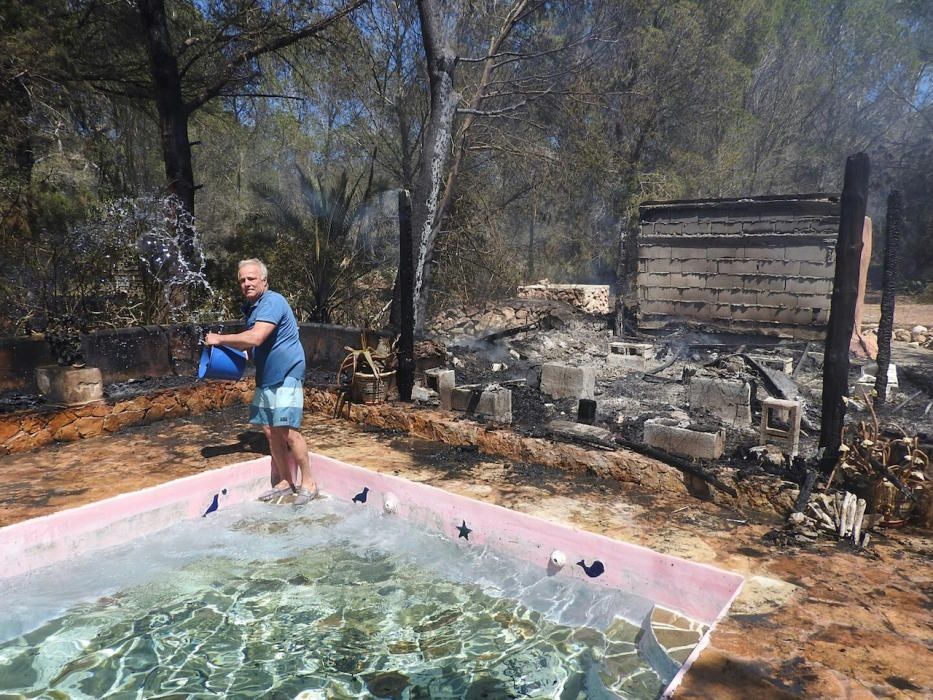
[{"xmin": 237, "ymin": 258, "xmax": 268, "ymax": 280}]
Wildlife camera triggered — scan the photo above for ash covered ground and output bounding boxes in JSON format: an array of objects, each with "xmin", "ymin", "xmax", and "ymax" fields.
[{"xmin": 425, "ymin": 299, "xmax": 933, "ymax": 476}]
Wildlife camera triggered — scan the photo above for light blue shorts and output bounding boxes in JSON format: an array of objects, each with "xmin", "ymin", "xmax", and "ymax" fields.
[{"xmin": 249, "ymin": 377, "xmax": 304, "ymax": 429}]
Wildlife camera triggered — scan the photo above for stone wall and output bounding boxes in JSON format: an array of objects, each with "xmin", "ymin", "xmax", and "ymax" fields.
[
  {"xmin": 518, "ymin": 283, "xmax": 610, "ymax": 315},
  {"xmin": 0, "ymin": 323, "xmax": 388, "ymax": 393},
  {"xmin": 0, "ymin": 380, "xmax": 253, "ymax": 455},
  {"xmin": 0, "ymin": 378, "xmax": 802, "ymax": 516},
  {"xmin": 629, "ymin": 194, "xmax": 871, "ymax": 339}
]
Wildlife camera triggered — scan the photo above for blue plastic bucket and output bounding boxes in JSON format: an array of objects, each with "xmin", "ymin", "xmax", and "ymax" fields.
[{"xmin": 198, "ymin": 344, "xmax": 247, "ymax": 380}]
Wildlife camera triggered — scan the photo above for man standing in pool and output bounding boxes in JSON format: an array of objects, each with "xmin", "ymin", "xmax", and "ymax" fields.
[{"xmin": 205, "ymin": 259, "xmax": 317, "ymax": 505}]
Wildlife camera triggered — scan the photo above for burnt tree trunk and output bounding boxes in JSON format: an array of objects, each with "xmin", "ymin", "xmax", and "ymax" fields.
[
  {"xmin": 397, "ymin": 190, "xmax": 415, "ymax": 401},
  {"xmin": 874, "ymin": 191, "xmax": 902, "ymax": 405},
  {"xmin": 819, "ymin": 153, "xmax": 870, "ymax": 471},
  {"xmin": 136, "ymin": 0, "xmax": 196, "ymax": 223},
  {"xmin": 412, "ymin": 0, "xmax": 459, "ymax": 333}
]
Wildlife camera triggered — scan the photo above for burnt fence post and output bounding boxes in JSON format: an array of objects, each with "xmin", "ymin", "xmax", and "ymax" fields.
[
  {"xmin": 819, "ymin": 152, "xmax": 870, "ymax": 472},
  {"xmin": 874, "ymin": 191, "xmax": 902, "ymax": 406},
  {"xmin": 397, "ymin": 189, "xmax": 415, "ymax": 402}
]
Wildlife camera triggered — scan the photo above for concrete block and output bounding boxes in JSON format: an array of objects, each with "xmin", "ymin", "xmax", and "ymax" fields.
[
  {"xmin": 757, "ymin": 259, "xmax": 800, "ymax": 276},
  {"xmin": 772, "ymin": 307, "xmax": 823, "ymax": 325},
  {"xmin": 684, "ymin": 287, "xmax": 719, "ymax": 304},
  {"xmin": 791, "ymin": 245, "xmax": 832, "ymax": 264},
  {"xmin": 718, "ymin": 259, "xmax": 760, "ymax": 275},
  {"xmin": 35, "ymin": 365, "xmax": 104, "ymax": 406},
  {"xmin": 746, "ymin": 245, "xmax": 785, "ymax": 261},
  {"xmin": 447, "ymin": 384, "xmax": 512, "ymax": 422},
  {"xmin": 679, "ymin": 258, "xmax": 718, "ymax": 275},
  {"xmin": 687, "ymin": 375, "xmax": 752, "ymax": 426},
  {"xmin": 672, "ymin": 246, "xmax": 708, "ymax": 261},
  {"xmin": 682, "ymin": 222, "xmax": 711, "ymax": 235},
  {"xmin": 742, "ymin": 221, "xmax": 776, "ymax": 234},
  {"xmin": 654, "ymin": 221, "xmax": 684, "ymax": 235},
  {"xmin": 718, "ymin": 289, "xmax": 758, "ymax": 305},
  {"xmin": 540, "ymin": 363, "xmax": 596, "ymax": 400},
  {"xmin": 798, "ymin": 261, "xmax": 833, "ymax": 277},
  {"xmin": 607, "ymin": 342, "xmax": 654, "ymax": 370},
  {"xmin": 424, "ymin": 367, "xmax": 455, "ymax": 393},
  {"xmin": 639, "ymin": 245, "xmax": 671, "ymax": 260},
  {"xmin": 759, "ymin": 397, "xmax": 801, "ymax": 457},
  {"xmin": 784, "ymin": 278, "xmax": 832, "ymax": 295},
  {"xmin": 644, "ymin": 418, "xmax": 725, "ymax": 460},
  {"xmin": 712, "ymin": 273, "xmax": 744, "ymax": 289},
  {"xmin": 639, "ymin": 272, "xmax": 671, "ymax": 287},
  {"xmin": 668, "ymin": 272, "xmax": 705, "ymax": 288},
  {"xmin": 644, "ymin": 258, "xmax": 682, "ymax": 274},
  {"xmin": 428, "ymin": 369, "xmax": 456, "ymax": 410},
  {"xmin": 706, "ymin": 245, "xmax": 743, "ymax": 260},
  {"xmin": 710, "ymin": 222, "xmax": 743, "ymax": 235}
]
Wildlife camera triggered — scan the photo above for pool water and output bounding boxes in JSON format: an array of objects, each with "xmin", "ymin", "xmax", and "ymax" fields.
[{"xmin": 0, "ymin": 498, "xmax": 702, "ymax": 699}]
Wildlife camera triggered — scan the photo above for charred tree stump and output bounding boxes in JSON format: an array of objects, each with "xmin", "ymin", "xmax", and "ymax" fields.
[
  {"xmin": 397, "ymin": 190, "xmax": 415, "ymax": 402},
  {"xmin": 875, "ymin": 191, "xmax": 902, "ymax": 406},
  {"xmin": 820, "ymin": 153, "xmax": 870, "ymax": 472},
  {"xmin": 792, "ymin": 468, "xmax": 818, "ymax": 514}
]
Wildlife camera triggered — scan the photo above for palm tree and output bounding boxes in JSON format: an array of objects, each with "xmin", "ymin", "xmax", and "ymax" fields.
[{"xmin": 252, "ymin": 166, "xmax": 386, "ymax": 324}]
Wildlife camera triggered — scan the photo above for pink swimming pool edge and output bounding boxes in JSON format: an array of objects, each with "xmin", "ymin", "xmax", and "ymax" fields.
[{"xmin": 0, "ymin": 453, "xmax": 744, "ymax": 698}]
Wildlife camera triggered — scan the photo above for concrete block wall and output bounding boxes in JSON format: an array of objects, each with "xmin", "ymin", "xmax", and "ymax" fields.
[{"xmin": 631, "ymin": 194, "xmax": 869, "ymax": 339}]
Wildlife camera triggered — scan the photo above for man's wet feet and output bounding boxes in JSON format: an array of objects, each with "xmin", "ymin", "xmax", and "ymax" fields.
[{"xmin": 293, "ymin": 485, "xmax": 319, "ymax": 506}]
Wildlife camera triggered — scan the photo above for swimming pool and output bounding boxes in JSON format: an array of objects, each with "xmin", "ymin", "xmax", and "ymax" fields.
[{"xmin": 0, "ymin": 454, "xmax": 744, "ymax": 698}]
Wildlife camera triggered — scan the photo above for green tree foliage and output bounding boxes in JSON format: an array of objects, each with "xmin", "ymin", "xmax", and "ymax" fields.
[
  {"xmin": 2, "ymin": 0, "xmax": 932, "ymax": 336},
  {"xmin": 233, "ymin": 167, "xmax": 393, "ymax": 325}
]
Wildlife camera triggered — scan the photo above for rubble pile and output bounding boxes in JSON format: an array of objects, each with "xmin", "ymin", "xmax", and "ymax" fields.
[{"xmin": 425, "ymin": 298, "xmax": 933, "ymax": 532}]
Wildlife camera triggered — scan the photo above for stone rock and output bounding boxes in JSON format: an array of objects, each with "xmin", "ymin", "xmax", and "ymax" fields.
[
  {"xmin": 104, "ymin": 410, "xmax": 146, "ymax": 432},
  {"xmin": 0, "ymin": 420, "xmax": 22, "ymax": 443},
  {"xmin": 74, "ymin": 416, "xmax": 103, "ymax": 438},
  {"xmin": 35, "ymin": 365, "xmax": 104, "ymax": 405}
]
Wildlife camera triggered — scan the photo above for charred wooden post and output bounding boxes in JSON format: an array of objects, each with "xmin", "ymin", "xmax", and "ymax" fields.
[
  {"xmin": 397, "ymin": 190, "xmax": 415, "ymax": 402},
  {"xmin": 792, "ymin": 468, "xmax": 818, "ymax": 514},
  {"xmin": 577, "ymin": 399, "xmax": 596, "ymax": 425},
  {"xmin": 614, "ymin": 224, "xmax": 639, "ymax": 337},
  {"xmin": 820, "ymin": 153, "xmax": 870, "ymax": 472},
  {"xmin": 875, "ymin": 191, "xmax": 902, "ymax": 405}
]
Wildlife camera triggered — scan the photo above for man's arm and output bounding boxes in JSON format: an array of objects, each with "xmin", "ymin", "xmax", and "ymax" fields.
[{"xmin": 205, "ymin": 322, "xmax": 275, "ymax": 350}]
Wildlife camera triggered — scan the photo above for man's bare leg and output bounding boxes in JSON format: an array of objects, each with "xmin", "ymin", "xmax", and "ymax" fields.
[
  {"xmin": 281, "ymin": 427, "xmax": 316, "ymax": 504},
  {"xmin": 267, "ymin": 427, "xmax": 298, "ymax": 490},
  {"xmin": 286, "ymin": 428, "xmax": 314, "ymax": 490},
  {"xmin": 263, "ymin": 425, "xmax": 292, "ymax": 489}
]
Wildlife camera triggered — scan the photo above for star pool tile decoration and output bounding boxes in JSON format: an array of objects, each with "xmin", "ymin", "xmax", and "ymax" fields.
[{"xmin": 456, "ymin": 520, "xmax": 472, "ymax": 540}]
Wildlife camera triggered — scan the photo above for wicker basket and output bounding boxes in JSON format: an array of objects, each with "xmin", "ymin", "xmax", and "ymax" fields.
[{"xmin": 351, "ymin": 370, "xmax": 395, "ymax": 404}]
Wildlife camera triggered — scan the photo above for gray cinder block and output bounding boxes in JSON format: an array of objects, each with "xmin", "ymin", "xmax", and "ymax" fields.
[
  {"xmin": 540, "ymin": 363, "xmax": 596, "ymax": 400},
  {"xmin": 687, "ymin": 375, "xmax": 752, "ymax": 426},
  {"xmin": 447, "ymin": 385, "xmax": 512, "ymax": 423},
  {"xmin": 643, "ymin": 418, "xmax": 725, "ymax": 460}
]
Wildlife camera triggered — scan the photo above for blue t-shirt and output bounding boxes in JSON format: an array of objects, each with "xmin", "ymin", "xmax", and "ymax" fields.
[{"xmin": 242, "ymin": 290, "xmax": 305, "ymax": 387}]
